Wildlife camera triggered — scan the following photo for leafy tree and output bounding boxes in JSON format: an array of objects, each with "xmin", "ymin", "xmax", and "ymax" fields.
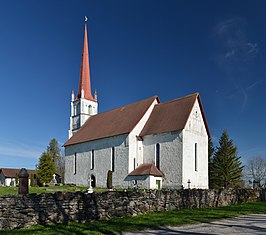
[
  {"xmin": 210, "ymin": 130, "xmax": 243, "ymax": 189},
  {"xmin": 37, "ymin": 151, "xmax": 55, "ymax": 186},
  {"xmin": 247, "ymin": 156, "xmax": 266, "ymax": 187}
]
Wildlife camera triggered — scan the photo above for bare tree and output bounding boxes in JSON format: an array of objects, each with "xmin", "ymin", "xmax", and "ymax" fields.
[{"xmin": 247, "ymin": 156, "xmax": 266, "ymax": 186}]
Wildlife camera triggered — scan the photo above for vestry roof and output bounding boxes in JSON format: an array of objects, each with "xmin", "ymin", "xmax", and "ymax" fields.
[
  {"xmin": 140, "ymin": 93, "xmax": 210, "ymax": 137},
  {"xmin": 128, "ymin": 163, "xmax": 164, "ymax": 177},
  {"xmin": 64, "ymin": 96, "xmax": 158, "ymax": 146}
]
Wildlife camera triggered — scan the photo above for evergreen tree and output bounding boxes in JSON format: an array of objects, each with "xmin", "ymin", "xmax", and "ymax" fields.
[
  {"xmin": 30, "ymin": 173, "xmax": 35, "ymax": 187},
  {"xmin": 210, "ymin": 130, "xmax": 243, "ymax": 189},
  {"xmin": 47, "ymin": 138, "xmax": 65, "ymax": 183},
  {"xmin": 47, "ymin": 138, "xmax": 60, "ymax": 162},
  {"xmin": 107, "ymin": 170, "xmax": 113, "ymax": 189},
  {"xmin": 208, "ymin": 138, "xmax": 216, "ymax": 188},
  {"xmin": 37, "ymin": 151, "xmax": 55, "ymax": 186}
]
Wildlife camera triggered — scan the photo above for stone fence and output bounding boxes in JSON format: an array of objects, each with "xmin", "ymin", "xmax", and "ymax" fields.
[{"xmin": 0, "ymin": 188, "xmax": 263, "ymax": 230}]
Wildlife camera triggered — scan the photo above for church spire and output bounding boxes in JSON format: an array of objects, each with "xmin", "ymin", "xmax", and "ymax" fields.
[
  {"xmin": 68, "ymin": 17, "xmax": 98, "ymax": 139},
  {"xmin": 77, "ymin": 18, "xmax": 95, "ymax": 101}
]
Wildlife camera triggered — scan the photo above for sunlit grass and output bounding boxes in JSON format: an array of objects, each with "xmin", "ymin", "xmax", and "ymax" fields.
[
  {"xmin": 0, "ymin": 201, "xmax": 265, "ymax": 234},
  {"xmin": 0, "ymin": 186, "xmax": 107, "ymax": 195}
]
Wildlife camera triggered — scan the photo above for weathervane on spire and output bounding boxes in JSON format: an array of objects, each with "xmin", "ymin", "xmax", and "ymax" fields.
[{"xmin": 85, "ymin": 16, "xmax": 88, "ymax": 22}]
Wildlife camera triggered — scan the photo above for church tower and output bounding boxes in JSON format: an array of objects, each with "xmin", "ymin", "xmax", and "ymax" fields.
[{"xmin": 68, "ymin": 19, "xmax": 98, "ymax": 138}]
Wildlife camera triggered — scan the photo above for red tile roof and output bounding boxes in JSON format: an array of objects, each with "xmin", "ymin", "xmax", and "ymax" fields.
[
  {"xmin": 140, "ymin": 93, "xmax": 210, "ymax": 137},
  {"xmin": 0, "ymin": 168, "xmax": 37, "ymax": 178},
  {"xmin": 128, "ymin": 163, "xmax": 164, "ymax": 177},
  {"xmin": 64, "ymin": 96, "xmax": 159, "ymax": 146}
]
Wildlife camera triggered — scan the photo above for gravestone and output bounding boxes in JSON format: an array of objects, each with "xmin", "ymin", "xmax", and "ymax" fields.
[{"xmin": 18, "ymin": 168, "xmax": 29, "ymax": 194}]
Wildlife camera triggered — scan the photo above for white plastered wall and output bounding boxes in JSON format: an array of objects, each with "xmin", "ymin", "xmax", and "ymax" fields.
[
  {"xmin": 142, "ymin": 132, "xmax": 183, "ymax": 188},
  {"xmin": 128, "ymin": 99, "xmax": 158, "ymax": 173},
  {"xmin": 182, "ymin": 99, "xmax": 208, "ymax": 189},
  {"xmin": 69, "ymin": 97, "xmax": 98, "ymax": 138},
  {"xmin": 64, "ymin": 134, "xmax": 129, "ymax": 187}
]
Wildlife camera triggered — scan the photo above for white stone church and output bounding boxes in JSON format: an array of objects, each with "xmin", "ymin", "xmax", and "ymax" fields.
[{"xmin": 63, "ymin": 22, "xmax": 210, "ymax": 189}]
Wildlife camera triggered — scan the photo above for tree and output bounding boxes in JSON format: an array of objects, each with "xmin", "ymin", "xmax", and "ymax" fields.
[
  {"xmin": 47, "ymin": 138, "xmax": 65, "ymax": 183},
  {"xmin": 208, "ymin": 138, "xmax": 215, "ymax": 163},
  {"xmin": 15, "ymin": 173, "xmax": 19, "ymax": 186},
  {"xmin": 56, "ymin": 151, "xmax": 65, "ymax": 184},
  {"xmin": 247, "ymin": 156, "xmax": 266, "ymax": 187},
  {"xmin": 37, "ymin": 151, "xmax": 55, "ymax": 186},
  {"xmin": 107, "ymin": 170, "xmax": 113, "ymax": 189},
  {"xmin": 47, "ymin": 138, "xmax": 60, "ymax": 162},
  {"xmin": 210, "ymin": 130, "xmax": 244, "ymax": 189},
  {"xmin": 208, "ymin": 138, "xmax": 216, "ymax": 188},
  {"xmin": 30, "ymin": 173, "xmax": 35, "ymax": 187}
]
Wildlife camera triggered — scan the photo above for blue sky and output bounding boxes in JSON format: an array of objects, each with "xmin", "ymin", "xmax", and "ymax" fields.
[{"xmin": 0, "ymin": 0, "xmax": 265, "ymax": 169}]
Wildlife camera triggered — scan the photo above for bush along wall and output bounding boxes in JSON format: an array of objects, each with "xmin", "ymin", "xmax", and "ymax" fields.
[{"xmin": 0, "ymin": 188, "xmax": 261, "ymax": 230}]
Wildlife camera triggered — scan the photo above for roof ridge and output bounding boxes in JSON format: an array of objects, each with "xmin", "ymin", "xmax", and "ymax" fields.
[
  {"xmin": 89, "ymin": 96, "xmax": 158, "ymax": 117},
  {"xmin": 158, "ymin": 92, "xmax": 199, "ymax": 105}
]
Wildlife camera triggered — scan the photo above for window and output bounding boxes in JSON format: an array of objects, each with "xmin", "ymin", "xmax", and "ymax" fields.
[
  {"xmin": 111, "ymin": 147, "xmax": 115, "ymax": 172},
  {"xmin": 155, "ymin": 143, "xmax": 160, "ymax": 170},
  {"xmin": 73, "ymin": 152, "xmax": 77, "ymax": 175},
  {"xmin": 88, "ymin": 105, "xmax": 92, "ymax": 115},
  {"xmin": 195, "ymin": 143, "xmax": 198, "ymax": 171},
  {"xmin": 91, "ymin": 150, "xmax": 94, "ymax": 170},
  {"xmin": 133, "ymin": 158, "xmax": 136, "ymax": 170},
  {"xmin": 124, "ymin": 137, "xmax": 129, "ymax": 147},
  {"xmin": 156, "ymin": 180, "xmax": 161, "ymax": 189}
]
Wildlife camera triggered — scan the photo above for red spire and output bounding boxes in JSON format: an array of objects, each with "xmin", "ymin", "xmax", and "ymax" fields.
[{"xmin": 77, "ymin": 21, "xmax": 96, "ymax": 101}]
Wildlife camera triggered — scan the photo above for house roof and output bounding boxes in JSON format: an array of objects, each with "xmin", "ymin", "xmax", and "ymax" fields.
[
  {"xmin": 64, "ymin": 96, "xmax": 158, "ymax": 146},
  {"xmin": 0, "ymin": 168, "xmax": 37, "ymax": 178},
  {"xmin": 140, "ymin": 93, "xmax": 210, "ymax": 137},
  {"xmin": 128, "ymin": 163, "xmax": 164, "ymax": 177}
]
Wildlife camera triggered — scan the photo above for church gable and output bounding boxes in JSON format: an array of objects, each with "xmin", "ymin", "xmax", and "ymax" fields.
[
  {"xmin": 140, "ymin": 93, "xmax": 203, "ymax": 137},
  {"xmin": 183, "ymin": 94, "xmax": 210, "ymax": 137}
]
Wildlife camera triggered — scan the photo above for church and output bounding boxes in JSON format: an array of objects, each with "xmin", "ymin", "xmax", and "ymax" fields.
[{"xmin": 63, "ymin": 21, "xmax": 210, "ymax": 190}]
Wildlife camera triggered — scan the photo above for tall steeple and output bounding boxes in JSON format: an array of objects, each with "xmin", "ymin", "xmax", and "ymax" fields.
[
  {"xmin": 77, "ymin": 21, "xmax": 96, "ymax": 101},
  {"xmin": 68, "ymin": 18, "xmax": 98, "ymax": 138}
]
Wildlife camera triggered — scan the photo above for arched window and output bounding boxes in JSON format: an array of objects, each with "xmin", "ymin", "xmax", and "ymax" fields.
[
  {"xmin": 73, "ymin": 152, "xmax": 77, "ymax": 175},
  {"xmin": 91, "ymin": 150, "xmax": 94, "ymax": 170},
  {"xmin": 111, "ymin": 147, "xmax": 115, "ymax": 172},
  {"xmin": 155, "ymin": 143, "xmax": 160, "ymax": 170},
  {"xmin": 195, "ymin": 143, "xmax": 198, "ymax": 171},
  {"xmin": 88, "ymin": 105, "xmax": 92, "ymax": 115}
]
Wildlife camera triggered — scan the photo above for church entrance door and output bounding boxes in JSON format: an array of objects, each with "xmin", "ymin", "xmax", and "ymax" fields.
[{"xmin": 91, "ymin": 174, "xmax": 96, "ymax": 187}]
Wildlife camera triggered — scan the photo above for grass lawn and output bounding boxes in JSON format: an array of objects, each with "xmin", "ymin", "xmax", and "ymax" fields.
[
  {"xmin": 0, "ymin": 186, "xmax": 107, "ymax": 195},
  {"xmin": 0, "ymin": 201, "xmax": 265, "ymax": 235}
]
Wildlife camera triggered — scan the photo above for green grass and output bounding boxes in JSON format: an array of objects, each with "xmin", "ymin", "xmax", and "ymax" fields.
[
  {"xmin": 0, "ymin": 201, "xmax": 265, "ymax": 235},
  {"xmin": 0, "ymin": 186, "xmax": 108, "ymax": 195}
]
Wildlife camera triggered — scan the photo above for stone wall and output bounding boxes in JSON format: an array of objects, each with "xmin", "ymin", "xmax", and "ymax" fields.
[{"xmin": 0, "ymin": 189, "xmax": 261, "ymax": 230}]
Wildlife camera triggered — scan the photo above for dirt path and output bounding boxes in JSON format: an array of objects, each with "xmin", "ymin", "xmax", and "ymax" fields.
[{"xmin": 123, "ymin": 214, "xmax": 266, "ymax": 234}]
